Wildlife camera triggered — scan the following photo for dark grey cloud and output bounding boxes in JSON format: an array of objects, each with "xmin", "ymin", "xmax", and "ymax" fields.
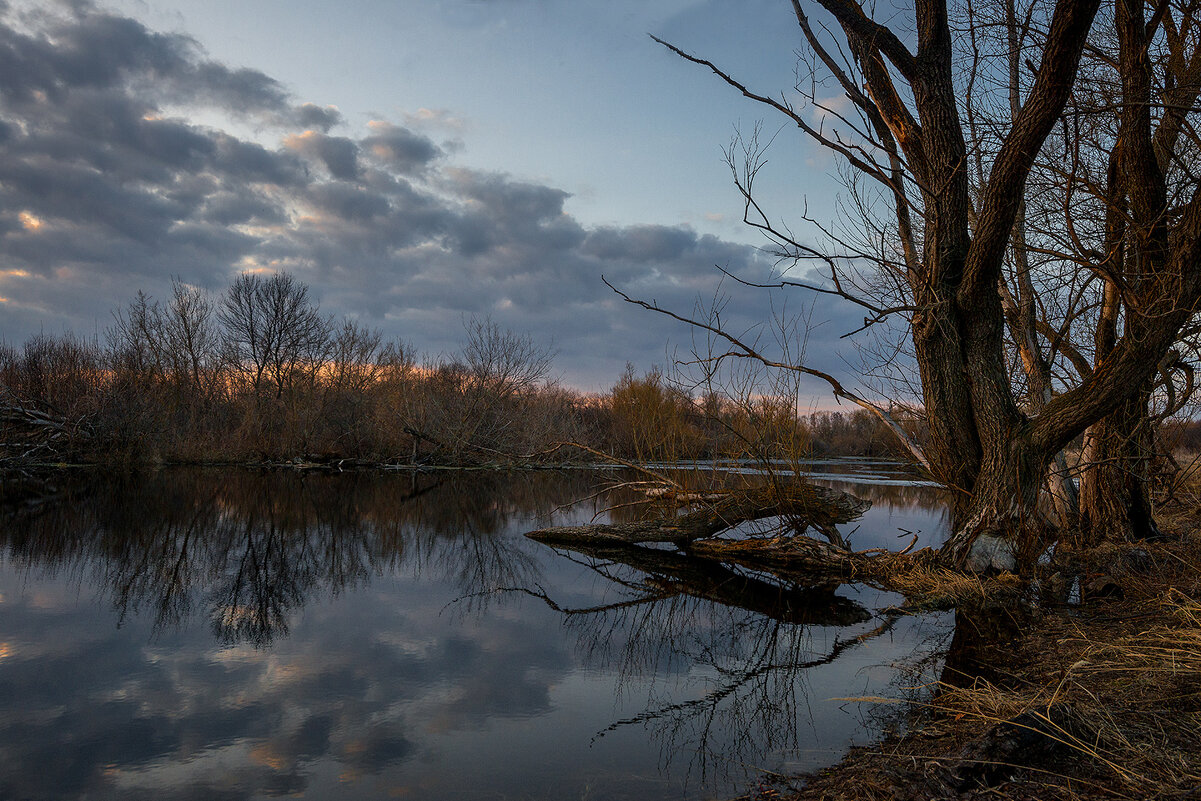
[
  {"xmin": 294, "ymin": 101, "xmax": 343, "ymax": 131},
  {"xmin": 199, "ymin": 190, "xmax": 287, "ymax": 226},
  {"xmin": 0, "ymin": 0, "xmax": 872, "ymax": 392},
  {"xmin": 583, "ymin": 224, "xmax": 700, "ymax": 262},
  {"xmin": 0, "ymin": 1, "xmax": 288, "ymax": 115},
  {"xmin": 306, "ymin": 181, "xmax": 391, "ymax": 223},
  {"xmin": 186, "ymin": 61, "xmax": 290, "ymax": 113},
  {"xmin": 285, "ymin": 130, "xmax": 360, "ymax": 179},
  {"xmin": 210, "ymin": 134, "xmax": 306, "ymax": 185},
  {"xmin": 361, "ymin": 120, "xmax": 442, "ymax": 174}
]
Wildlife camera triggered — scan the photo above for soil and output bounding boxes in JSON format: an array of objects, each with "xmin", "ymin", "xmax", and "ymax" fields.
[{"xmin": 737, "ymin": 531, "xmax": 1201, "ymax": 801}]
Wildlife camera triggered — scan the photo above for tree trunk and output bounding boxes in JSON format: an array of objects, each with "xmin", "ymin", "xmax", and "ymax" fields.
[
  {"xmin": 1075, "ymin": 385, "xmax": 1160, "ymax": 548},
  {"xmin": 937, "ymin": 432, "xmax": 1049, "ymax": 572}
]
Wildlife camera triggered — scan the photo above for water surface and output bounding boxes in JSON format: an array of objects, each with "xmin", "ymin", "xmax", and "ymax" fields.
[{"xmin": 0, "ymin": 466, "xmax": 951, "ymax": 800}]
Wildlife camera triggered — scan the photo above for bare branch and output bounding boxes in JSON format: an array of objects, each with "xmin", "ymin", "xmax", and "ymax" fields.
[{"xmin": 601, "ymin": 277, "xmax": 931, "ymax": 471}]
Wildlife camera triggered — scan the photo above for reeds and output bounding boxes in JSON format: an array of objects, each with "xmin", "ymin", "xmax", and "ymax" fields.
[
  {"xmin": 785, "ymin": 537, "xmax": 1201, "ymax": 801},
  {"xmin": 925, "ymin": 590, "xmax": 1201, "ymax": 795}
]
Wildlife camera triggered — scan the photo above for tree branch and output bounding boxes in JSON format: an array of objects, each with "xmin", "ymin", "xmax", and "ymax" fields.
[{"xmin": 602, "ymin": 277, "xmax": 931, "ymax": 471}]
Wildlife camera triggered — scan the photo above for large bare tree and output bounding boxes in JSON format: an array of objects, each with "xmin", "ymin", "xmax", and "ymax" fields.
[
  {"xmin": 649, "ymin": 0, "xmax": 1201, "ymax": 570},
  {"xmin": 218, "ymin": 272, "xmax": 332, "ymax": 400}
]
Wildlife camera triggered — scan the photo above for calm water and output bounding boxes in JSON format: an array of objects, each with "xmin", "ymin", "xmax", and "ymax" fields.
[{"xmin": 0, "ymin": 464, "xmax": 951, "ymax": 800}]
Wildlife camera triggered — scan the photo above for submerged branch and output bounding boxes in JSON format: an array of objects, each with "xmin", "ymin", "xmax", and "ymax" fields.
[{"xmin": 525, "ymin": 475, "xmax": 1023, "ymax": 610}]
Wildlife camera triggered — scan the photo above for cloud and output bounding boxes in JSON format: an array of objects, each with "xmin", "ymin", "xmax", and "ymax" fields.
[
  {"xmin": 402, "ymin": 106, "xmax": 466, "ymax": 132},
  {"xmin": 361, "ymin": 120, "xmax": 442, "ymax": 174},
  {"xmin": 0, "ymin": 1, "xmax": 289, "ymax": 116},
  {"xmin": 284, "ymin": 129, "xmax": 360, "ymax": 179},
  {"xmin": 293, "ymin": 102, "xmax": 342, "ymax": 131},
  {"xmin": 0, "ymin": 0, "xmax": 874, "ymax": 393}
]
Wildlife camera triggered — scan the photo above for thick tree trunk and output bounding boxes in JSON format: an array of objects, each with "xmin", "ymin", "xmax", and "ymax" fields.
[
  {"xmin": 663, "ymin": 0, "xmax": 1200, "ymax": 576},
  {"xmin": 1075, "ymin": 386, "xmax": 1160, "ymax": 548},
  {"xmin": 937, "ymin": 434, "xmax": 1049, "ymax": 572}
]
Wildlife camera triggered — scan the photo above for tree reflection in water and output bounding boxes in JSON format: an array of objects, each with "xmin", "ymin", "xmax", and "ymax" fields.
[
  {"xmin": 0, "ymin": 469, "xmax": 595, "ymax": 645},
  {"xmin": 509, "ymin": 531, "xmax": 928, "ymax": 787},
  {"xmin": 499, "ymin": 463, "xmax": 957, "ymax": 787},
  {"xmin": 0, "ymin": 466, "xmax": 956, "ymax": 798}
]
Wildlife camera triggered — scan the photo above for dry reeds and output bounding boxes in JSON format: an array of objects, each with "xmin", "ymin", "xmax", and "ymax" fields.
[
  {"xmin": 789, "ymin": 539, "xmax": 1201, "ymax": 801},
  {"xmin": 925, "ymin": 590, "xmax": 1201, "ymax": 795}
]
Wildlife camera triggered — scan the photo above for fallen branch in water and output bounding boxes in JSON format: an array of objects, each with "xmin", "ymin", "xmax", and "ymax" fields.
[
  {"xmin": 525, "ymin": 478, "xmax": 1031, "ymax": 607},
  {"xmin": 527, "ymin": 482, "xmax": 870, "ymax": 548}
]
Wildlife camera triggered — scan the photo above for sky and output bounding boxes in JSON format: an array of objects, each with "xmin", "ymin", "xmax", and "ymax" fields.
[{"xmin": 0, "ymin": 0, "xmax": 874, "ymax": 397}]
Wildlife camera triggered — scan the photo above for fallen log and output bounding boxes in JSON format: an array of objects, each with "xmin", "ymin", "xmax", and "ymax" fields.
[
  {"xmin": 0, "ymin": 397, "xmax": 84, "ymax": 464},
  {"xmin": 527, "ymin": 482, "xmax": 870, "ymax": 547},
  {"xmin": 688, "ymin": 535, "xmax": 863, "ymax": 577},
  {"xmin": 525, "ymin": 481, "xmax": 1026, "ymax": 605}
]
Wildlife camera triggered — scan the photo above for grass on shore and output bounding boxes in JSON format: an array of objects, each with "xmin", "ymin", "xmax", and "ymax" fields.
[{"xmin": 743, "ymin": 530, "xmax": 1201, "ymax": 801}]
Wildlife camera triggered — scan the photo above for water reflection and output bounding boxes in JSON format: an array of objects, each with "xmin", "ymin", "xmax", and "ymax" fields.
[
  {"xmin": 0, "ymin": 467, "xmax": 952, "ymax": 800},
  {"xmin": 555, "ymin": 579, "xmax": 906, "ymax": 786},
  {"xmin": 813, "ymin": 478, "xmax": 950, "ymax": 550},
  {"xmin": 0, "ymin": 470, "xmax": 590, "ymax": 645},
  {"xmin": 521, "ymin": 466, "xmax": 947, "ymax": 787}
]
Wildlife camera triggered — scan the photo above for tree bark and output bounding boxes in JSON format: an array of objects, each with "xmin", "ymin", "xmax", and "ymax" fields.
[{"xmin": 1076, "ymin": 385, "xmax": 1160, "ymax": 548}]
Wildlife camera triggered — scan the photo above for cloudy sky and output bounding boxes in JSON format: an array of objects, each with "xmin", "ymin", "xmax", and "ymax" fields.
[{"xmin": 0, "ymin": 0, "xmax": 870, "ymax": 395}]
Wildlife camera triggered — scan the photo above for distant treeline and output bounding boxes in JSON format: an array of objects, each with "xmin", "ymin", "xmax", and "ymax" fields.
[
  {"xmin": 1159, "ymin": 418, "xmax": 1201, "ymax": 456},
  {"xmin": 1, "ymin": 274, "xmax": 921, "ymax": 467}
]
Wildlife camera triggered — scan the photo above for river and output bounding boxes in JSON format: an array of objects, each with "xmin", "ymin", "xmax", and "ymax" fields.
[{"xmin": 0, "ymin": 462, "xmax": 950, "ymax": 800}]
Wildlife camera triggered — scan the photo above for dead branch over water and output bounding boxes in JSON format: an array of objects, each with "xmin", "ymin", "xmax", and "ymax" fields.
[
  {"xmin": 525, "ymin": 479, "xmax": 1018, "ymax": 608},
  {"xmin": 527, "ymin": 483, "xmax": 869, "ymax": 547}
]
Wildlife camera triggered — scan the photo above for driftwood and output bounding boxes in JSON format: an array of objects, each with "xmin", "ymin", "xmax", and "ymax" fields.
[
  {"xmin": 0, "ymin": 398, "xmax": 87, "ymax": 464},
  {"xmin": 527, "ymin": 483, "xmax": 870, "ymax": 548},
  {"xmin": 688, "ymin": 535, "xmax": 864, "ymax": 577},
  {"xmin": 526, "ymin": 481, "xmax": 885, "ymax": 591},
  {"xmin": 523, "ymin": 481, "xmax": 991, "ymax": 603}
]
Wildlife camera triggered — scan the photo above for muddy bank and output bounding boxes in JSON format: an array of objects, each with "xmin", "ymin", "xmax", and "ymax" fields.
[{"xmin": 742, "ymin": 534, "xmax": 1201, "ymax": 801}]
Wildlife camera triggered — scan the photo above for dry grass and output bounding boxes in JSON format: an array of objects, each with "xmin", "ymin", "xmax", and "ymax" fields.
[
  {"xmin": 863, "ymin": 550, "xmax": 1027, "ymax": 609},
  {"xmin": 925, "ymin": 587, "xmax": 1201, "ymax": 796},
  {"xmin": 777, "ymin": 537, "xmax": 1201, "ymax": 801}
]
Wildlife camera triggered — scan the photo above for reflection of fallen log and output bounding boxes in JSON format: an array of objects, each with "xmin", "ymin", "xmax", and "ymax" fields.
[
  {"xmin": 566, "ymin": 541, "xmax": 872, "ymax": 626},
  {"xmin": 527, "ymin": 483, "xmax": 870, "ymax": 547}
]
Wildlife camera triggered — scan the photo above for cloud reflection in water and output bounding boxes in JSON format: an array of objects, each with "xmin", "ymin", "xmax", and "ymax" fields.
[{"xmin": 0, "ymin": 467, "xmax": 950, "ymax": 800}]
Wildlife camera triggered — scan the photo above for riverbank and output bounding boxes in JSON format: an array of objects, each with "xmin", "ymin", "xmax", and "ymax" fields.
[{"xmin": 745, "ymin": 531, "xmax": 1201, "ymax": 801}]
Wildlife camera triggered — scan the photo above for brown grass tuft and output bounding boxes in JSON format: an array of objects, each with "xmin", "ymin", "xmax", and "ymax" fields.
[{"xmin": 785, "ymin": 538, "xmax": 1201, "ymax": 800}]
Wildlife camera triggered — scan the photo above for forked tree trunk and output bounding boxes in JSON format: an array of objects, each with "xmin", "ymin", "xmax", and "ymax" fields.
[{"xmin": 660, "ymin": 0, "xmax": 1201, "ymax": 574}]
